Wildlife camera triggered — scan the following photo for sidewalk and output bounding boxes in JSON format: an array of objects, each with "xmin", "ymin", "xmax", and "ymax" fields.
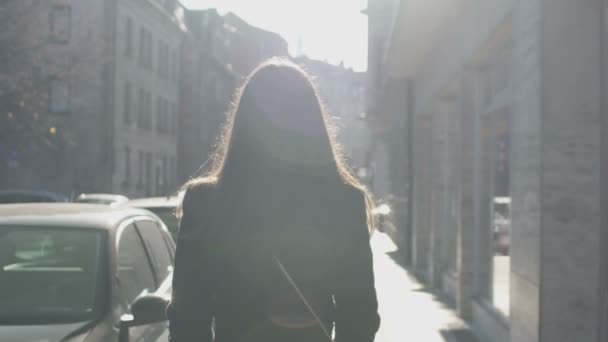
[{"xmin": 371, "ymin": 232, "xmax": 479, "ymax": 342}]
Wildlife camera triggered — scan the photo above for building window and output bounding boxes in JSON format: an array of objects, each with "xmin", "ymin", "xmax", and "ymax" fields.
[
  {"xmin": 137, "ymin": 150, "xmax": 144, "ymax": 191},
  {"xmin": 125, "ymin": 17, "xmax": 133, "ymax": 58},
  {"xmin": 148, "ymin": 92, "xmax": 153, "ymax": 129},
  {"xmin": 50, "ymin": 5, "xmax": 71, "ymax": 44},
  {"xmin": 124, "ymin": 145, "xmax": 131, "ymax": 186},
  {"xmin": 170, "ymin": 49, "xmax": 178, "ymax": 83},
  {"xmin": 146, "ymin": 32, "xmax": 154, "ymax": 69},
  {"xmin": 170, "ymin": 155, "xmax": 176, "ymax": 189},
  {"xmin": 144, "ymin": 91, "xmax": 152, "ymax": 129},
  {"xmin": 157, "ymin": 41, "xmax": 170, "ymax": 79},
  {"xmin": 136, "ymin": 89, "xmax": 152, "ymax": 130},
  {"xmin": 137, "ymin": 88, "xmax": 145, "ymax": 128},
  {"xmin": 168, "ymin": 49, "xmax": 173, "ymax": 81},
  {"xmin": 143, "ymin": 90, "xmax": 148, "ymax": 129},
  {"xmin": 123, "ymin": 81, "xmax": 132, "ymax": 125},
  {"xmin": 375, "ymin": 40, "xmax": 383, "ymax": 87},
  {"xmin": 162, "ymin": 155, "xmax": 168, "ymax": 194},
  {"xmin": 157, "ymin": 40, "xmax": 162, "ymax": 76},
  {"xmin": 49, "ymin": 78, "xmax": 69, "ymax": 113},
  {"xmin": 138, "ymin": 28, "xmax": 145, "ymax": 66},
  {"xmin": 170, "ymin": 102, "xmax": 177, "ymax": 136},
  {"xmin": 164, "ymin": 99, "xmax": 169, "ymax": 134},
  {"xmin": 145, "ymin": 152, "xmax": 152, "ymax": 196},
  {"xmin": 138, "ymin": 28, "xmax": 153, "ymax": 68},
  {"xmin": 153, "ymin": 98, "xmax": 170, "ymax": 135},
  {"xmin": 156, "ymin": 96, "xmax": 163, "ymax": 134}
]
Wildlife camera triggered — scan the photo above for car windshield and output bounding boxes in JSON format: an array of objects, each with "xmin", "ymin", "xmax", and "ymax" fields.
[
  {"xmin": 0, "ymin": 226, "xmax": 105, "ymax": 325},
  {"xmin": 146, "ymin": 207, "xmax": 178, "ymax": 240}
]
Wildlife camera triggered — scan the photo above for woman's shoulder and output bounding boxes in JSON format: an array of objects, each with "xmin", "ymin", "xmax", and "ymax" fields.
[
  {"xmin": 336, "ymin": 184, "xmax": 374, "ymax": 232},
  {"xmin": 184, "ymin": 177, "xmax": 219, "ymax": 195},
  {"xmin": 337, "ymin": 184, "xmax": 368, "ymax": 207},
  {"xmin": 322, "ymin": 184, "xmax": 368, "ymax": 223},
  {"xmin": 179, "ymin": 177, "xmax": 219, "ymax": 212}
]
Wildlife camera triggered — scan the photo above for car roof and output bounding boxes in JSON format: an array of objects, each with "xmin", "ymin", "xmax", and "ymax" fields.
[
  {"xmin": 0, "ymin": 203, "xmax": 156, "ymax": 230},
  {"xmin": 123, "ymin": 196, "xmax": 179, "ymax": 208},
  {"xmin": 77, "ymin": 193, "xmax": 129, "ymax": 200}
]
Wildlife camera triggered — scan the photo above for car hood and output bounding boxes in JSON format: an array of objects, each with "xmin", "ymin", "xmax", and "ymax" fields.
[{"xmin": 0, "ymin": 321, "xmax": 91, "ymax": 342}]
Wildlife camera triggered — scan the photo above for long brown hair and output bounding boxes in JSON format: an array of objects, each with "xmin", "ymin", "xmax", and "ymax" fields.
[{"xmin": 184, "ymin": 58, "xmax": 374, "ymax": 231}]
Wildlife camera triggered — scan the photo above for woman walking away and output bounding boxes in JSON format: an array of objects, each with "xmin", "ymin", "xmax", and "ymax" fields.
[{"xmin": 167, "ymin": 58, "xmax": 380, "ymax": 342}]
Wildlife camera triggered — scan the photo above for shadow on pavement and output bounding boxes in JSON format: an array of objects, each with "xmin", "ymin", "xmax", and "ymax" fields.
[
  {"xmin": 385, "ymin": 250, "xmax": 408, "ymax": 269},
  {"xmin": 440, "ymin": 328, "xmax": 481, "ymax": 342},
  {"xmin": 380, "ymin": 238, "xmax": 479, "ymax": 342}
]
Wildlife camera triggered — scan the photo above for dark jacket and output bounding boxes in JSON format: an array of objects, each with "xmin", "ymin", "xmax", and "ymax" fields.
[{"xmin": 167, "ymin": 182, "xmax": 380, "ymax": 342}]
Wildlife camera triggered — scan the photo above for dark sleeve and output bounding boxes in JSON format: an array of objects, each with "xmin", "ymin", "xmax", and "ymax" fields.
[
  {"xmin": 333, "ymin": 191, "xmax": 380, "ymax": 342},
  {"xmin": 167, "ymin": 186, "xmax": 214, "ymax": 342}
]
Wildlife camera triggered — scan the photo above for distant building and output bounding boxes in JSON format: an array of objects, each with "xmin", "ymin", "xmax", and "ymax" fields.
[
  {"xmin": 294, "ymin": 56, "xmax": 371, "ymax": 175},
  {"xmin": 223, "ymin": 12, "xmax": 289, "ymax": 77},
  {"xmin": 178, "ymin": 8, "xmax": 237, "ymax": 183},
  {"xmin": 113, "ymin": 0, "xmax": 183, "ymax": 197},
  {"xmin": 176, "ymin": 9, "xmax": 290, "ymax": 183}
]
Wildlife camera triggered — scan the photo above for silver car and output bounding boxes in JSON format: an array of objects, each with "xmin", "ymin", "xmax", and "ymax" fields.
[{"xmin": 0, "ymin": 203, "xmax": 173, "ymax": 342}]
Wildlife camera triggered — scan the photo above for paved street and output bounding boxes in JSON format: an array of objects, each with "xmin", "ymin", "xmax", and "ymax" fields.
[{"xmin": 371, "ymin": 232, "xmax": 478, "ymax": 342}]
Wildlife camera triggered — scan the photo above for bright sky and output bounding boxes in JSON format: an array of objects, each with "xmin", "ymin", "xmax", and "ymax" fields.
[{"xmin": 182, "ymin": 0, "xmax": 368, "ymax": 71}]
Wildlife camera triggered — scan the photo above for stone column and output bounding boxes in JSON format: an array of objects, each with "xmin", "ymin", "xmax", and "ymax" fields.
[
  {"xmin": 429, "ymin": 99, "xmax": 451, "ymax": 288},
  {"xmin": 511, "ymin": 0, "xmax": 605, "ymax": 341},
  {"xmin": 457, "ymin": 70, "xmax": 476, "ymax": 319},
  {"xmin": 412, "ymin": 111, "xmax": 433, "ymax": 280}
]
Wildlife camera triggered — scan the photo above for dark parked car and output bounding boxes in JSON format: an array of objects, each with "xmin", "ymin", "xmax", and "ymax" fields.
[
  {"xmin": 0, "ymin": 203, "xmax": 174, "ymax": 342},
  {"xmin": 0, "ymin": 190, "xmax": 69, "ymax": 204},
  {"xmin": 121, "ymin": 196, "xmax": 180, "ymax": 240}
]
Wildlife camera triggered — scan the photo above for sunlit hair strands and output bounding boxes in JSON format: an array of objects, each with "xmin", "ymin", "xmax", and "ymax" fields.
[{"xmin": 181, "ymin": 57, "xmax": 375, "ymax": 232}]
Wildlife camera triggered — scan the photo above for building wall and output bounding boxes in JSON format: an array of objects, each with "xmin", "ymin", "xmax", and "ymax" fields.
[
  {"xmin": 0, "ymin": 0, "xmax": 182, "ymax": 197},
  {"xmin": 0, "ymin": 0, "xmax": 109, "ymax": 195},
  {"xmin": 294, "ymin": 56, "xmax": 371, "ymax": 173},
  {"xmin": 223, "ymin": 12, "xmax": 289, "ymax": 77},
  {"xmin": 178, "ymin": 9, "xmax": 236, "ymax": 184},
  {"xmin": 68, "ymin": 0, "xmax": 109, "ymax": 194},
  {"xmin": 112, "ymin": 0, "xmax": 182, "ymax": 197},
  {"xmin": 534, "ymin": 1, "xmax": 603, "ymax": 340},
  {"xmin": 369, "ymin": 0, "xmax": 608, "ymax": 341}
]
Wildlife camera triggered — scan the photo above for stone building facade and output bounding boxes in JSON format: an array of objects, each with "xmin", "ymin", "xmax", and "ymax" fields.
[
  {"xmin": 112, "ymin": 0, "xmax": 183, "ymax": 197},
  {"xmin": 0, "ymin": 0, "xmax": 183, "ymax": 197},
  {"xmin": 0, "ymin": 0, "xmax": 110, "ymax": 195},
  {"xmin": 367, "ymin": 0, "xmax": 608, "ymax": 341},
  {"xmin": 178, "ymin": 8, "xmax": 237, "ymax": 183}
]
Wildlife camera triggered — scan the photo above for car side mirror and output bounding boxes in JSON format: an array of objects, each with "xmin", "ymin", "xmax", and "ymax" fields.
[{"xmin": 118, "ymin": 294, "xmax": 170, "ymax": 342}]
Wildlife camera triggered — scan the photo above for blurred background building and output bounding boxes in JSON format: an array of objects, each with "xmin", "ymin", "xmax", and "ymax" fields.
[
  {"xmin": 0, "ymin": 1, "xmax": 305, "ymax": 198},
  {"xmin": 178, "ymin": 8, "xmax": 236, "ymax": 184},
  {"xmin": 177, "ymin": 8, "xmax": 290, "ymax": 184},
  {"xmin": 294, "ymin": 56, "xmax": 372, "ymax": 182}
]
